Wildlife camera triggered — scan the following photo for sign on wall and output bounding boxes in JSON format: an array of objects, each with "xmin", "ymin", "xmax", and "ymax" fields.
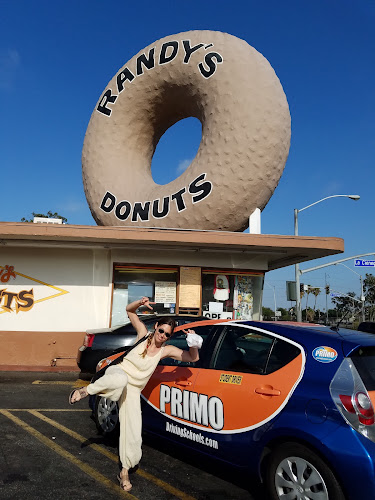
[
  {"xmin": 0, "ymin": 264, "xmax": 68, "ymax": 315},
  {"xmin": 155, "ymin": 281, "xmax": 177, "ymax": 304},
  {"xmin": 179, "ymin": 267, "xmax": 201, "ymax": 308}
]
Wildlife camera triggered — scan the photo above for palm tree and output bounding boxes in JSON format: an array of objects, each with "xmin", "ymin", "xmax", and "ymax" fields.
[
  {"xmin": 312, "ymin": 287, "xmax": 321, "ymax": 317},
  {"xmin": 305, "ymin": 286, "xmax": 312, "ymax": 317}
]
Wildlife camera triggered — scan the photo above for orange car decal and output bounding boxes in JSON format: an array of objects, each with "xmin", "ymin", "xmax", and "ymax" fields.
[
  {"xmin": 367, "ymin": 390, "xmax": 375, "ymax": 412},
  {"xmin": 142, "ymin": 352, "xmax": 304, "ymax": 434}
]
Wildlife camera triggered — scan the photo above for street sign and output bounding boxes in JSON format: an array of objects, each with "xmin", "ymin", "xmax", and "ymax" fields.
[
  {"xmin": 331, "ymin": 293, "xmax": 342, "ymax": 297},
  {"xmin": 354, "ymin": 259, "xmax": 375, "ymax": 267}
]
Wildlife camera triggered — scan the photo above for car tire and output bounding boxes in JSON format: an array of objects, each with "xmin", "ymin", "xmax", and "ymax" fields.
[
  {"xmin": 94, "ymin": 396, "xmax": 120, "ymax": 436},
  {"xmin": 266, "ymin": 442, "xmax": 345, "ymax": 500}
]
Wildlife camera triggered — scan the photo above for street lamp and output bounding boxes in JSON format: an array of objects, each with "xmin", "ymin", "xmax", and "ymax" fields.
[
  {"xmin": 334, "ymin": 262, "xmax": 365, "ymax": 322},
  {"xmin": 265, "ymin": 282, "xmax": 277, "ymax": 321},
  {"xmin": 294, "ymin": 194, "xmax": 360, "ymax": 322}
]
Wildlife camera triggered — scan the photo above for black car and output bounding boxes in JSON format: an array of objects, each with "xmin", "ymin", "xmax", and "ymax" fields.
[
  {"xmin": 358, "ymin": 321, "xmax": 375, "ymax": 334},
  {"xmin": 77, "ymin": 314, "xmax": 207, "ymax": 374}
]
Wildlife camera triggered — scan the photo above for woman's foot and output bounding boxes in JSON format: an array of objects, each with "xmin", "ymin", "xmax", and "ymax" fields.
[
  {"xmin": 118, "ymin": 469, "xmax": 132, "ymax": 492},
  {"xmin": 68, "ymin": 386, "xmax": 88, "ymax": 404}
]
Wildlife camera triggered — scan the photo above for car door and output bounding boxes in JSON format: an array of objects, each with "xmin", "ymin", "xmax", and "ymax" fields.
[
  {"xmin": 185, "ymin": 324, "xmax": 305, "ymax": 465},
  {"xmin": 141, "ymin": 322, "xmax": 220, "ymax": 441}
]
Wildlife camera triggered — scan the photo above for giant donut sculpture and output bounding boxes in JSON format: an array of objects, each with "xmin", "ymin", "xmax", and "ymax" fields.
[{"xmin": 82, "ymin": 30, "xmax": 291, "ymax": 231}]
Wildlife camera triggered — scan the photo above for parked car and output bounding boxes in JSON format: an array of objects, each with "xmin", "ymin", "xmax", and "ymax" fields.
[
  {"xmin": 77, "ymin": 314, "xmax": 207, "ymax": 374},
  {"xmin": 358, "ymin": 321, "xmax": 375, "ymax": 334},
  {"xmin": 90, "ymin": 319, "xmax": 375, "ymax": 500}
]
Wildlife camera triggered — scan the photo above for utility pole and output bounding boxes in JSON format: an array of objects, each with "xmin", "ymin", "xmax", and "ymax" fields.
[
  {"xmin": 294, "ymin": 209, "xmax": 302, "ymax": 322},
  {"xmin": 360, "ymin": 274, "xmax": 365, "ymax": 322},
  {"xmin": 325, "ymin": 273, "xmax": 329, "ymax": 325}
]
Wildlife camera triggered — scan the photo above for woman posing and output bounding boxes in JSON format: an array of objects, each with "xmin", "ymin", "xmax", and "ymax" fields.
[{"xmin": 69, "ymin": 297, "xmax": 203, "ymax": 492}]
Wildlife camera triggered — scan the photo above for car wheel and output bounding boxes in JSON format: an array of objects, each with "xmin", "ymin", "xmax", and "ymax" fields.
[
  {"xmin": 266, "ymin": 442, "xmax": 345, "ymax": 500},
  {"xmin": 94, "ymin": 396, "xmax": 119, "ymax": 436}
]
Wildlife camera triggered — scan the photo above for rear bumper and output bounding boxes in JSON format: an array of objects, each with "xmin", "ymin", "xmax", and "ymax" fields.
[
  {"xmin": 76, "ymin": 347, "xmax": 111, "ymax": 375},
  {"xmin": 316, "ymin": 425, "xmax": 375, "ymax": 499}
]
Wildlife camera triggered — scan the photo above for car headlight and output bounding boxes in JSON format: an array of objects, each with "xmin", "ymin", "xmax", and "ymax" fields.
[{"xmin": 96, "ymin": 359, "xmax": 105, "ymax": 372}]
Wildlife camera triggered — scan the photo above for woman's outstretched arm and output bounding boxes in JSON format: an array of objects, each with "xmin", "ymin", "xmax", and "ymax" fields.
[
  {"xmin": 126, "ymin": 297, "xmax": 154, "ymax": 340},
  {"xmin": 162, "ymin": 329, "xmax": 203, "ymax": 363}
]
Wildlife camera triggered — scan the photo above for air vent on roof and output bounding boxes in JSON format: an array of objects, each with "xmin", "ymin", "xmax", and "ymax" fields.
[{"xmin": 33, "ymin": 217, "xmax": 63, "ymax": 224}]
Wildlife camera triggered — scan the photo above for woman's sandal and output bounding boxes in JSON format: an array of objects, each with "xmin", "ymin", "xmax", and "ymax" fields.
[
  {"xmin": 68, "ymin": 386, "xmax": 88, "ymax": 405},
  {"xmin": 117, "ymin": 473, "xmax": 132, "ymax": 492}
]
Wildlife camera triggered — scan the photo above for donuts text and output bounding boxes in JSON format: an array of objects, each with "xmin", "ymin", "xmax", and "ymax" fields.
[
  {"xmin": 97, "ymin": 40, "xmax": 223, "ymax": 117},
  {"xmin": 0, "ymin": 288, "xmax": 34, "ymax": 313},
  {"xmin": 100, "ymin": 173, "xmax": 213, "ymax": 222}
]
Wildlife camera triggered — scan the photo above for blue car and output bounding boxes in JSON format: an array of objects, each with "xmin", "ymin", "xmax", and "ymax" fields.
[{"xmin": 92, "ymin": 320, "xmax": 375, "ymax": 500}]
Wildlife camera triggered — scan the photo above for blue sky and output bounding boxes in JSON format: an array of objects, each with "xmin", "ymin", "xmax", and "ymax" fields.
[{"xmin": 1, "ymin": 0, "xmax": 374, "ymax": 311}]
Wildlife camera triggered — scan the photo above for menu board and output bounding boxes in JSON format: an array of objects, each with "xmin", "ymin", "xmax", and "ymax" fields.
[
  {"xmin": 179, "ymin": 267, "xmax": 201, "ymax": 308},
  {"xmin": 155, "ymin": 281, "xmax": 177, "ymax": 304}
]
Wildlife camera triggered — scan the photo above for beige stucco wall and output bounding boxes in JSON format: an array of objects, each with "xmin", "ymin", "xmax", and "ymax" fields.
[
  {"xmin": 0, "ymin": 331, "xmax": 83, "ymax": 370},
  {"xmin": 0, "ymin": 244, "xmax": 266, "ymax": 369},
  {"xmin": 1, "ymin": 245, "xmax": 265, "ymax": 333},
  {"xmin": 0, "ymin": 247, "xmax": 111, "ymax": 332},
  {"xmin": 110, "ymin": 247, "xmax": 268, "ymax": 270}
]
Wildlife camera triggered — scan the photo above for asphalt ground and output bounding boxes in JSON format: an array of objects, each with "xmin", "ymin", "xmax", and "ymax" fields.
[{"xmin": 0, "ymin": 372, "xmax": 265, "ymax": 500}]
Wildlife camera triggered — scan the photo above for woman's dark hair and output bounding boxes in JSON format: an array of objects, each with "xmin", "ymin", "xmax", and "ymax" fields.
[
  {"xmin": 155, "ymin": 316, "xmax": 176, "ymax": 332},
  {"xmin": 140, "ymin": 316, "xmax": 176, "ymax": 357}
]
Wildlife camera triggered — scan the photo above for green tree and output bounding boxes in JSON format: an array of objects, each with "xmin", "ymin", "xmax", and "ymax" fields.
[
  {"xmin": 304, "ymin": 285, "xmax": 312, "ymax": 320},
  {"xmin": 331, "ymin": 292, "xmax": 360, "ymax": 319},
  {"xmin": 314, "ymin": 308, "xmax": 323, "ymax": 322},
  {"xmin": 311, "ymin": 287, "xmax": 321, "ymax": 315},
  {"xmin": 262, "ymin": 307, "xmax": 274, "ymax": 320},
  {"xmin": 21, "ymin": 211, "xmax": 68, "ymax": 224},
  {"xmin": 364, "ymin": 274, "xmax": 375, "ymax": 321},
  {"xmin": 302, "ymin": 307, "xmax": 315, "ymax": 322},
  {"xmin": 277, "ymin": 307, "xmax": 289, "ymax": 320}
]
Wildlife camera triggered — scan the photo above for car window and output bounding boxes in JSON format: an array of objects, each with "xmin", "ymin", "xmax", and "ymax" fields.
[
  {"xmin": 212, "ymin": 326, "xmax": 273, "ymax": 374},
  {"xmin": 350, "ymin": 346, "xmax": 375, "ymax": 389},
  {"xmin": 264, "ymin": 338, "xmax": 301, "ymax": 374},
  {"xmin": 159, "ymin": 325, "xmax": 213, "ymax": 367},
  {"xmin": 175, "ymin": 317, "xmax": 205, "ymax": 326},
  {"xmin": 113, "ymin": 323, "xmax": 136, "ymax": 334}
]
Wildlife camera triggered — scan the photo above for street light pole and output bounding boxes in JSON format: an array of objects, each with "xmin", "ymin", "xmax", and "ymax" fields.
[
  {"xmin": 294, "ymin": 209, "xmax": 302, "ymax": 322},
  {"xmin": 294, "ymin": 194, "xmax": 360, "ymax": 323},
  {"xmin": 325, "ymin": 273, "xmax": 329, "ymax": 325},
  {"xmin": 265, "ymin": 282, "xmax": 277, "ymax": 321}
]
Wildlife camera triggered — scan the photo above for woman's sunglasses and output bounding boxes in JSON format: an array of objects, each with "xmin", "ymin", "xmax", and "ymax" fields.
[{"xmin": 157, "ymin": 327, "xmax": 171, "ymax": 338}]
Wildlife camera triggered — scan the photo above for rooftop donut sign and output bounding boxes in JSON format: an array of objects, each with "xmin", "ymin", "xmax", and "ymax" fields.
[{"xmin": 82, "ymin": 30, "xmax": 291, "ymax": 232}]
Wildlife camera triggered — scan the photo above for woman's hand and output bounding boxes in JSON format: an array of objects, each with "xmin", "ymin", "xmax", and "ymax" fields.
[
  {"xmin": 183, "ymin": 329, "xmax": 203, "ymax": 349},
  {"xmin": 139, "ymin": 297, "xmax": 155, "ymax": 310},
  {"xmin": 126, "ymin": 297, "xmax": 155, "ymax": 339}
]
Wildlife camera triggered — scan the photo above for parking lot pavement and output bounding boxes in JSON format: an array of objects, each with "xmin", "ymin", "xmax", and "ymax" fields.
[{"xmin": 0, "ymin": 372, "xmax": 264, "ymax": 500}]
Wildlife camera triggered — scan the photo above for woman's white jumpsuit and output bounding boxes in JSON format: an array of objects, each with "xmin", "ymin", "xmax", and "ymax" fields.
[{"xmin": 86, "ymin": 340, "xmax": 163, "ymax": 469}]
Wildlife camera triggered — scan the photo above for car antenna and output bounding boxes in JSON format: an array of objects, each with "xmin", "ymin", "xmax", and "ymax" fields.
[{"xmin": 330, "ymin": 307, "xmax": 352, "ymax": 332}]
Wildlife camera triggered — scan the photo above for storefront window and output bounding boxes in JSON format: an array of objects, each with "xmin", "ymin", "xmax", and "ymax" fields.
[
  {"xmin": 112, "ymin": 266, "xmax": 178, "ymax": 326},
  {"xmin": 201, "ymin": 271, "xmax": 263, "ymax": 321}
]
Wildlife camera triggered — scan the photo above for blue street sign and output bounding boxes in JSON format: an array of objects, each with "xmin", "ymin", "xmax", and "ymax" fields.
[{"xmin": 354, "ymin": 259, "xmax": 375, "ymax": 267}]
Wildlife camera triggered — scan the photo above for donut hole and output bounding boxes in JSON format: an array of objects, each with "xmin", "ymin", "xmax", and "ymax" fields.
[{"xmin": 151, "ymin": 117, "xmax": 202, "ymax": 185}]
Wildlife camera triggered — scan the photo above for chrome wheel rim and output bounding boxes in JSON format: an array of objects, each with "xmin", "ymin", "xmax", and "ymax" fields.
[
  {"xmin": 275, "ymin": 456, "xmax": 328, "ymax": 500},
  {"xmin": 97, "ymin": 397, "xmax": 119, "ymax": 433}
]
